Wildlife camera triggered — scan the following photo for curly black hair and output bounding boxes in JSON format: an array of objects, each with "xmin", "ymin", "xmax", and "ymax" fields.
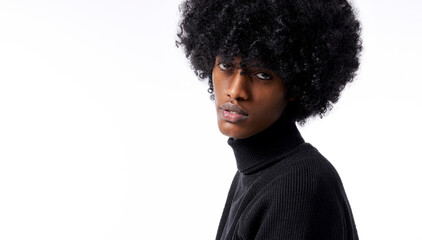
[{"xmin": 176, "ymin": 0, "xmax": 362, "ymax": 123}]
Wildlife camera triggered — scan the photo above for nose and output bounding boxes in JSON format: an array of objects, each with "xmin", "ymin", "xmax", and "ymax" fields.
[{"xmin": 226, "ymin": 69, "xmax": 250, "ymax": 101}]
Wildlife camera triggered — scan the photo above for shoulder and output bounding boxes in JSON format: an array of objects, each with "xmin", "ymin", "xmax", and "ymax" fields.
[
  {"xmin": 264, "ymin": 143, "xmax": 344, "ymax": 192},
  {"xmin": 237, "ymin": 144, "xmax": 357, "ymax": 239},
  {"xmin": 243, "ymin": 142, "xmax": 349, "ymax": 222}
]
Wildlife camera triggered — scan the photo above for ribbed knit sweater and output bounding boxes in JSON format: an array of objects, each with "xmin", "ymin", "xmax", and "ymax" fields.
[{"xmin": 216, "ymin": 116, "xmax": 358, "ymax": 240}]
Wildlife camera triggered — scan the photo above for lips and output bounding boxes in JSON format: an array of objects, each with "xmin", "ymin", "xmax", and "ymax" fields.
[{"xmin": 219, "ymin": 103, "xmax": 248, "ymax": 123}]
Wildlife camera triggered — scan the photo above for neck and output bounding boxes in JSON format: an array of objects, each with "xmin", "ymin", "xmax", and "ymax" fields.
[{"xmin": 228, "ymin": 115, "xmax": 304, "ymax": 174}]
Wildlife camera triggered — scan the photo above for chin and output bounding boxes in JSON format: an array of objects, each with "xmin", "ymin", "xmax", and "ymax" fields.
[{"xmin": 218, "ymin": 121, "xmax": 253, "ymax": 139}]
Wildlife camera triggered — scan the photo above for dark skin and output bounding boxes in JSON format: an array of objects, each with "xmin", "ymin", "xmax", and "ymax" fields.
[{"xmin": 212, "ymin": 56, "xmax": 290, "ymax": 139}]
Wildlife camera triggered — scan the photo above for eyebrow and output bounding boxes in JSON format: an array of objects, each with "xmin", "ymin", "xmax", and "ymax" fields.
[{"xmin": 216, "ymin": 56, "xmax": 273, "ymax": 73}]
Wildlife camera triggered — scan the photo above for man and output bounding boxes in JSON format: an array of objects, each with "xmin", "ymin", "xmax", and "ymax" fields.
[{"xmin": 177, "ymin": 0, "xmax": 361, "ymax": 239}]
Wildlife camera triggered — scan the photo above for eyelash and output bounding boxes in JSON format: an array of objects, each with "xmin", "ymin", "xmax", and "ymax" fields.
[
  {"xmin": 217, "ymin": 62, "xmax": 273, "ymax": 80},
  {"xmin": 217, "ymin": 62, "xmax": 233, "ymax": 71},
  {"xmin": 255, "ymin": 72, "xmax": 272, "ymax": 80}
]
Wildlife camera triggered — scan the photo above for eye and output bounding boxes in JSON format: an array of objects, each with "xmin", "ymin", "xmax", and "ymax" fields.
[
  {"xmin": 255, "ymin": 72, "xmax": 272, "ymax": 80},
  {"xmin": 217, "ymin": 63, "xmax": 233, "ymax": 71}
]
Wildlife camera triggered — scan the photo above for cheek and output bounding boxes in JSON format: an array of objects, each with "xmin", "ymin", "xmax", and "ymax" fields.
[
  {"xmin": 212, "ymin": 74, "xmax": 228, "ymax": 101},
  {"xmin": 255, "ymin": 88, "xmax": 287, "ymax": 113},
  {"xmin": 259, "ymin": 101, "xmax": 285, "ymax": 122}
]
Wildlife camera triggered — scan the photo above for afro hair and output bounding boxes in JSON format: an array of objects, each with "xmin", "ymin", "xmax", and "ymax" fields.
[{"xmin": 177, "ymin": 0, "xmax": 362, "ymax": 123}]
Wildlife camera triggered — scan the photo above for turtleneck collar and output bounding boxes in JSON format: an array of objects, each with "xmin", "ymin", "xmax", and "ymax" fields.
[{"xmin": 227, "ymin": 115, "xmax": 304, "ymax": 175}]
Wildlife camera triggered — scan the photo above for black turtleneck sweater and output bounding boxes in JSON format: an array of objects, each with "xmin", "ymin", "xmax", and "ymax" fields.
[{"xmin": 216, "ymin": 116, "xmax": 358, "ymax": 240}]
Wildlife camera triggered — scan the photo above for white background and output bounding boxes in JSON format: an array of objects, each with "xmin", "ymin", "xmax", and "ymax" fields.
[{"xmin": 0, "ymin": 0, "xmax": 421, "ymax": 239}]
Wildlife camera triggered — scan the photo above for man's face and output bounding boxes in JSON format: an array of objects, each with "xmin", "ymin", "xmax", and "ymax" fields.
[{"xmin": 212, "ymin": 56, "xmax": 289, "ymax": 139}]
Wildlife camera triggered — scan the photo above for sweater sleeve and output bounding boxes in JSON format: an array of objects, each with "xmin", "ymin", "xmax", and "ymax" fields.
[{"xmin": 235, "ymin": 166, "xmax": 356, "ymax": 240}]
